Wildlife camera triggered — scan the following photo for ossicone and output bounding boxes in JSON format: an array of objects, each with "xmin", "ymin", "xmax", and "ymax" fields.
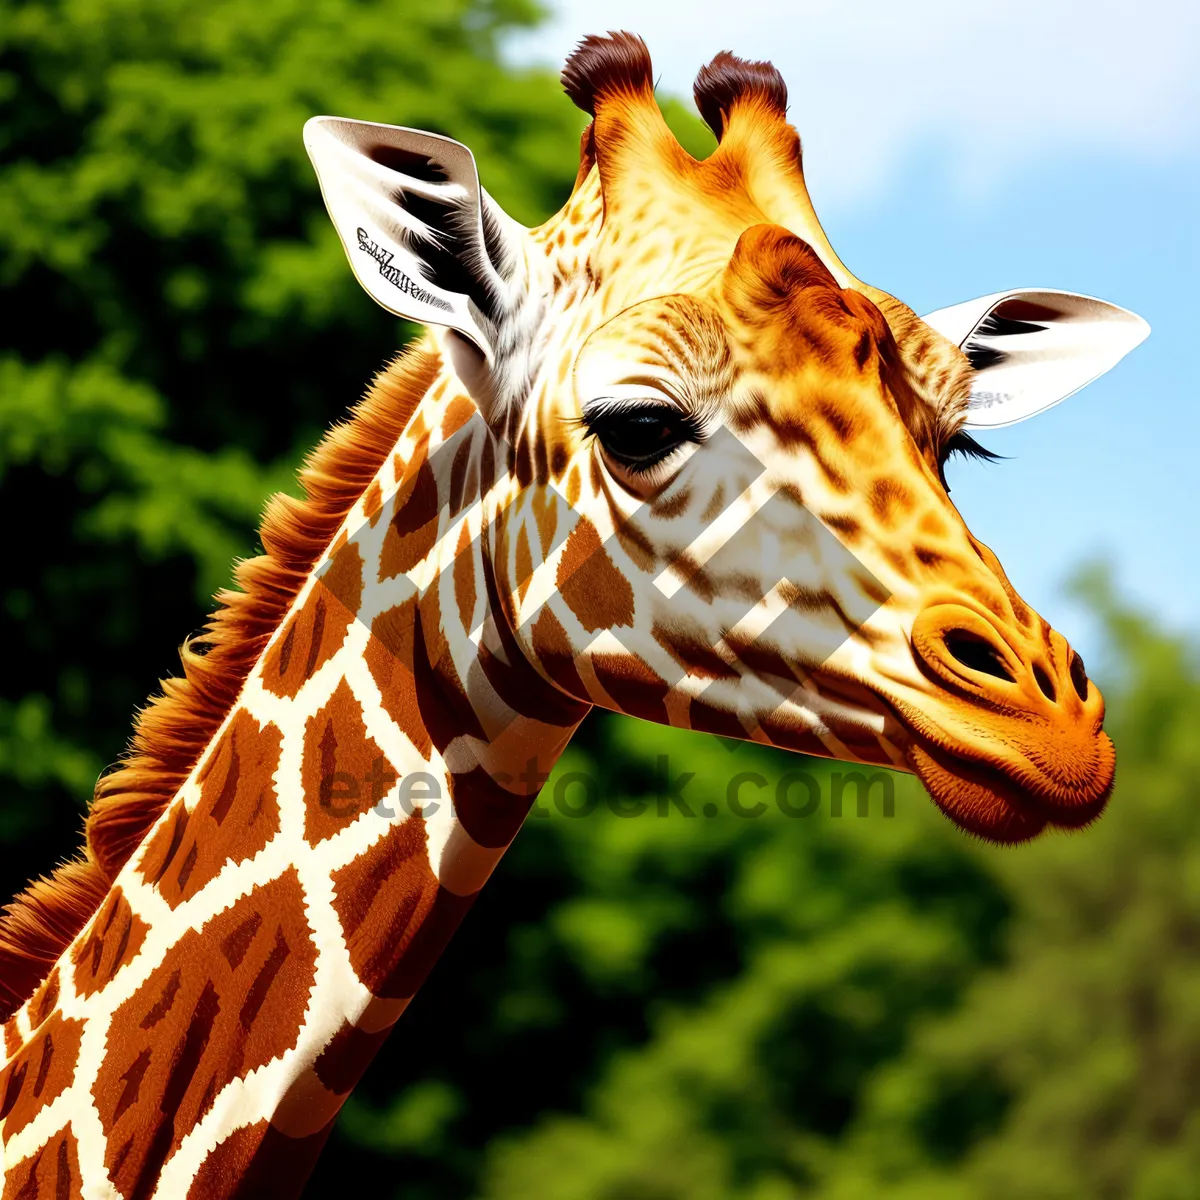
[
  {"xmin": 693, "ymin": 50, "xmax": 788, "ymax": 139},
  {"xmin": 562, "ymin": 31, "xmax": 655, "ymax": 115}
]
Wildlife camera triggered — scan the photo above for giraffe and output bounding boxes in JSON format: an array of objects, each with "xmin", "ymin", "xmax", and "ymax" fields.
[{"xmin": 0, "ymin": 33, "xmax": 1148, "ymax": 1199}]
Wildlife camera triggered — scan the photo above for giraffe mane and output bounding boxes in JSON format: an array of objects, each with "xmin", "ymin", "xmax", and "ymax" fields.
[{"xmin": 0, "ymin": 344, "xmax": 441, "ymax": 1022}]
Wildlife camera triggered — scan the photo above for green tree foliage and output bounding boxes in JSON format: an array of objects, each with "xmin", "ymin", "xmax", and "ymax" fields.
[{"xmin": 3, "ymin": 4, "xmax": 1195, "ymax": 1199}]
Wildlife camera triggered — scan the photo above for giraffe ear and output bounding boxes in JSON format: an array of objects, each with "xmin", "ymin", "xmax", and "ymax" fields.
[
  {"xmin": 304, "ymin": 116, "xmax": 529, "ymax": 367},
  {"xmin": 921, "ymin": 289, "xmax": 1150, "ymax": 429}
]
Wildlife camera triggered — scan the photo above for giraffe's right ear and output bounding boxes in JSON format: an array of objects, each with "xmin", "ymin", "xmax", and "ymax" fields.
[
  {"xmin": 304, "ymin": 116, "xmax": 536, "ymax": 396},
  {"xmin": 921, "ymin": 288, "xmax": 1149, "ymax": 429}
]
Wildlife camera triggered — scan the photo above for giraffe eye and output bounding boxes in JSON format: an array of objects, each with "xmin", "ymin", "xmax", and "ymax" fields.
[{"xmin": 582, "ymin": 402, "xmax": 705, "ymax": 473}]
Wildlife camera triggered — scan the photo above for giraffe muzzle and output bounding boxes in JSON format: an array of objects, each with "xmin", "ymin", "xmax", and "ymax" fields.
[{"xmin": 892, "ymin": 602, "xmax": 1116, "ymax": 843}]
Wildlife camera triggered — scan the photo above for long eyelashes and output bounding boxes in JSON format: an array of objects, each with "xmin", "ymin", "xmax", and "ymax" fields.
[
  {"xmin": 574, "ymin": 404, "xmax": 1000, "ymax": 492},
  {"xmin": 938, "ymin": 429, "xmax": 1003, "ymax": 491},
  {"xmin": 943, "ymin": 430, "xmax": 1002, "ymax": 464},
  {"xmin": 576, "ymin": 401, "xmax": 707, "ymax": 474}
]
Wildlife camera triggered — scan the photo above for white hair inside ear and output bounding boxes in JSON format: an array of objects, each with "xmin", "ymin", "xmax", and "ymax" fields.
[
  {"xmin": 921, "ymin": 288, "xmax": 1149, "ymax": 429},
  {"xmin": 303, "ymin": 115, "xmax": 544, "ymax": 420}
]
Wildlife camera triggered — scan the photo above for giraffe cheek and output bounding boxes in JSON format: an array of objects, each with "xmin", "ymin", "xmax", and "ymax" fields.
[{"xmin": 556, "ymin": 519, "xmax": 635, "ymax": 632}]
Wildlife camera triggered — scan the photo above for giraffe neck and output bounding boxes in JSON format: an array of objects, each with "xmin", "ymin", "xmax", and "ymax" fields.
[{"xmin": 0, "ymin": 345, "xmax": 590, "ymax": 1199}]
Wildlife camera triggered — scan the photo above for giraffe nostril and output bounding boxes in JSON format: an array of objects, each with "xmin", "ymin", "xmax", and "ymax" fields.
[
  {"xmin": 1033, "ymin": 663, "xmax": 1057, "ymax": 703},
  {"xmin": 943, "ymin": 630, "xmax": 1014, "ymax": 683},
  {"xmin": 1069, "ymin": 651, "xmax": 1089, "ymax": 701}
]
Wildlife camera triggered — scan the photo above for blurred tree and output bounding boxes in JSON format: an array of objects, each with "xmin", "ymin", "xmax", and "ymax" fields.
[{"xmin": 424, "ymin": 736, "xmax": 1004, "ymax": 1200}]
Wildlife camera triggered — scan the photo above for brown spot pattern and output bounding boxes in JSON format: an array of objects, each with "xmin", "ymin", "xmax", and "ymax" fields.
[
  {"xmin": 556, "ymin": 520, "xmax": 634, "ymax": 633},
  {"xmin": 532, "ymin": 486, "xmax": 560, "ymax": 556},
  {"xmin": 870, "ymin": 478, "xmax": 912, "ymax": 520},
  {"xmin": 185, "ymin": 1120, "xmax": 267, "ymax": 1200},
  {"xmin": 139, "ymin": 710, "xmax": 282, "ymax": 908},
  {"xmin": 263, "ymin": 542, "xmax": 363, "ymax": 699},
  {"xmin": 0, "ymin": 1011, "xmax": 84, "ymax": 1139},
  {"xmin": 366, "ymin": 601, "xmax": 433, "ymax": 760},
  {"xmin": 93, "ymin": 870, "xmax": 317, "ymax": 1200},
  {"xmin": 441, "ymin": 394, "xmax": 475, "ymax": 439},
  {"xmin": 301, "ymin": 678, "xmax": 394, "ymax": 846},
  {"xmin": 311, "ymin": 1022, "xmax": 392, "ymax": 1097},
  {"xmin": 514, "ymin": 526, "xmax": 534, "ymax": 606},
  {"xmin": 447, "ymin": 433, "xmax": 475, "ymax": 518},
  {"xmin": 700, "ymin": 482, "xmax": 727, "ymax": 523},
  {"xmin": 272, "ymin": 1069, "xmax": 346, "ymax": 1139},
  {"xmin": 188, "ymin": 1118, "xmax": 335, "ymax": 1200},
  {"xmin": 1, "ymin": 1123, "xmax": 83, "ymax": 1200},
  {"xmin": 453, "ymin": 522, "xmax": 476, "ymax": 634},
  {"xmin": 474, "ymin": 568, "xmax": 588, "ymax": 731},
  {"xmin": 72, "ymin": 889, "xmax": 149, "ymax": 997},
  {"xmin": 380, "ymin": 455, "xmax": 439, "ymax": 579},
  {"xmin": 28, "ymin": 968, "xmax": 59, "ymax": 1030},
  {"xmin": 688, "ymin": 697, "xmax": 750, "ymax": 741},
  {"xmin": 410, "ymin": 595, "xmax": 487, "ymax": 750},
  {"xmin": 591, "ymin": 653, "xmax": 670, "ymax": 724},
  {"xmin": 820, "ymin": 512, "xmax": 861, "ymax": 541},
  {"xmin": 652, "ymin": 621, "xmax": 740, "ymax": 681},
  {"xmin": 531, "ymin": 608, "xmax": 588, "ymax": 699},
  {"xmin": 565, "ymin": 465, "xmax": 582, "ymax": 508},
  {"xmin": 450, "ymin": 766, "xmax": 535, "ymax": 850},
  {"xmin": 362, "ymin": 479, "xmax": 383, "ymax": 526},
  {"xmin": 330, "ymin": 819, "xmax": 442, "ymax": 996}
]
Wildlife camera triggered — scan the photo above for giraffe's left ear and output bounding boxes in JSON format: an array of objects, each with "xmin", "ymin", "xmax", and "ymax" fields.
[
  {"xmin": 921, "ymin": 289, "xmax": 1150, "ymax": 429},
  {"xmin": 304, "ymin": 116, "xmax": 538, "ymax": 408}
]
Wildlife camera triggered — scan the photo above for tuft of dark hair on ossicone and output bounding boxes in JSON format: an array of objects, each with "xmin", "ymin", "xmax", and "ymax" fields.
[
  {"xmin": 693, "ymin": 50, "xmax": 788, "ymax": 139},
  {"xmin": 561, "ymin": 31, "xmax": 655, "ymax": 115}
]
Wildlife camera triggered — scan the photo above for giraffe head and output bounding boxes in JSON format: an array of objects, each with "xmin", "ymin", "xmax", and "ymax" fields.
[{"xmin": 306, "ymin": 33, "xmax": 1147, "ymax": 844}]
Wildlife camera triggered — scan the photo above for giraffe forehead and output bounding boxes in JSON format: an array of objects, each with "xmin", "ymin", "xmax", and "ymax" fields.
[
  {"xmin": 578, "ymin": 294, "xmax": 731, "ymax": 373},
  {"xmin": 567, "ymin": 268, "xmax": 893, "ymax": 430},
  {"xmin": 537, "ymin": 163, "xmax": 756, "ymax": 305},
  {"xmin": 533, "ymin": 183, "xmax": 948, "ymax": 481},
  {"xmin": 542, "ymin": 198, "xmax": 870, "ymax": 382}
]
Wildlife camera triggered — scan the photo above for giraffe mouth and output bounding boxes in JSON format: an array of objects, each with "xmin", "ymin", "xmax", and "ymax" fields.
[
  {"xmin": 736, "ymin": 663, "xmax": 1113, "ymax": 844},
  {"xmin": 885, "ymin": 696, "xmax": 1115, "ymax": 845}
]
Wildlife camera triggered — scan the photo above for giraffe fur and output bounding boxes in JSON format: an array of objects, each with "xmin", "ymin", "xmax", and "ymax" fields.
[{"xmin": 1, "ymin": 32, "xmax": 1149, "ymax": 1198}]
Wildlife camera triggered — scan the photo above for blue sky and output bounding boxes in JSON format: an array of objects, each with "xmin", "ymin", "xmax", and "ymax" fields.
[{"xmin": 511, "ymin": 2, "xmax": 1200, "ymax": 667}]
